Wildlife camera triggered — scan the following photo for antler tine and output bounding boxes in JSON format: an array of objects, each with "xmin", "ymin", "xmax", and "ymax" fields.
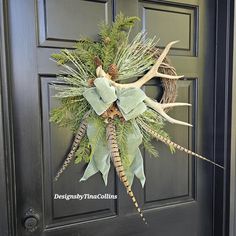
[
  {"xmin": 96, "ymin": 65, "xmax": 111, "ymax": 79},
  {"xmin": 95, "ymin": 41, "xmax": 183, "ymax": 89},
  {"xmin": 155, "ymin": 41, "xmax": 179, "ymax": 68},
  {"xmin": 132, "ymin": 41, "xmax": 184, "ymax": 88},
  {"xmin": 144, "ymin": 97, "xmax": 193, "ymax": 127},
  {"xmin": 160, "ymin": 102, "xmax": 192, "ymax": 109}
]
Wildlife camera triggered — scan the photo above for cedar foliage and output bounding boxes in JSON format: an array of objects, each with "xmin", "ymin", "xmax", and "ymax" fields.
[
  {"xmin": 50, "ymin": 13, "xmax": 140, "ymax": 133},
  {"xmin": 50, "ymin": 13, "xmax": 174, "ymax": 168},
  {"xmin": 113, "ymin": 118, "xmax": 133, "ymax": 168}
]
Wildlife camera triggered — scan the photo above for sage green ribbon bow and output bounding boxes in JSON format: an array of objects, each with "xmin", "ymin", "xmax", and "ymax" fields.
[
  {"xmin": 80, "ymin": 77, "xmax": 147, "ymax": 187},
  {"xmin": 83, "ymin": 77, "xmax": 147, "ymax": 120},
  {"xmin": 80, "ymin": 119, "xmax": 146, "ymax": 187}
]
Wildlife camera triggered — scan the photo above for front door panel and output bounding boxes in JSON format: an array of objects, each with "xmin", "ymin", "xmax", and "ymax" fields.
[{"xmin": 9, "ymin": 0, "xmax": 217, "ymax": 235}]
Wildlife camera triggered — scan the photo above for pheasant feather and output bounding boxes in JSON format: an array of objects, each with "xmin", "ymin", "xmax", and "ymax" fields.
[
  {"xmin": 50, "ymin": 14, "xmax": 224, "ymax": 226},
  {"xmin": 137, "ymin": 119, "xmax": 223, "ymax": 169},
  {"xmin": 106, "ymin": 120, "xmax": 147, "ymax": 224},
  {"xmin": 54, "ymin": 112, "xmax": 89, "ymax": 181}
]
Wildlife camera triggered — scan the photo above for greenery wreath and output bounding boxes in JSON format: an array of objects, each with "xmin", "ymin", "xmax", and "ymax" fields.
[{"xmin": 50, "ymin": 13, "xmax": 223, "ymax": 224}]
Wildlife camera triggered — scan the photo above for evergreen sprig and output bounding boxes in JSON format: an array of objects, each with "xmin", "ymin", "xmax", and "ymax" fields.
[
  {"xmin": 75, "ymin": 135, "xmax": 91, "ymax": 164},
  {"xmin": 50, "ymin": 13, "xmax": 174, "ymax": 161},
  {"xmin": 50, "ymin": 13, "xmax": 143, "ymax": 134},
  {"xmin": 50, "ymin": 97, "xmax": 90, "ymax": 132},
  {"xmin": 114, "ymin": 32, "xmax": 159, "ymax": 81},
  {"xmin": 87, "ymin": 115, "xmax": 106, "ymax": 159},
  {"xmin": 114, "ymin": 118, "xmax": 133, "ymax": 168},
  {"xmin": 137, "ymin": 109, "xmax": 175, "ymax": 155},
  {"xmin": 99, "ymin": 13, "xmax": 140, "ymax": 71}
]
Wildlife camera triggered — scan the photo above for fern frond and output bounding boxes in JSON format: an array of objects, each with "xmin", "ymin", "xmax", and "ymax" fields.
[
  {"xmin": 51, "ymin": 53, "xmax": 68, "ymax": 65},
  {"xmin": 112, "ymin": 13, "xmax": 140, "ymax": 32}
]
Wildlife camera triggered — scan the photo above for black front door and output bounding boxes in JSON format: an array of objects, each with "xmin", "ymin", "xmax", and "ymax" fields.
[{"xmin": 5, "ymin": 0, "xmax": 227, "ymax": 235}]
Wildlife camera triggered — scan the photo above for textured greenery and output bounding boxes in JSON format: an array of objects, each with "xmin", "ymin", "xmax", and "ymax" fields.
[
  {"xmin": 50, "ymin": 13, "xmax": 175, "ymax": 175},
  {"xmin": 87, "ymin": 115, "xmax": 106, "ymax": 159},
  {"xmin": 99, "ymin": 13, "xmax": 140, "ymax": 71},
  {"xmin": 50, "ymin": 97, "xmax": 90, "ymax": 132},
  {"xmin": 114, "ymin": 118, "xmax": 133, "ymax": 168},
  {"xmin": 50, "ymin": 13, "xmax": 142, "ymax": 133},
  {"xmin": 74, "ymin": 135, "xmax": 91, "ymax": 164},
  {"xmin": 114, "ymin": 32, "xmax": 158, "ymax": 81},
  {"xmin": 137, "ymin": 109, "xmax": 175, "ymax": 155}
]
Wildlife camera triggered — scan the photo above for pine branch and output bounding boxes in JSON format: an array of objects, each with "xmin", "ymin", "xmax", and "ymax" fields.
[
  {"xmin": 142, "ymin": 133, "xmax": 159, "ymax": 158},
  {"xmin": 74, "ymin": 39, "xmax": 102, "ymax": 74},
  {"xmin": 114, "ymin": 118, "xmax": 133, "ymax": 168},
  {"xmin": 87, "ymin": 115, "xmax": 106, "ymax": 159},
  {"xmin": 137, "ymin": 109, "xmax": 175, "ymax": 154},
  {"xmin": 114, "ymin": 32, "xmax": 159, "ymax": 81},
  {"xmin": 53, "ymin": 85, "xmax": 85, "ymax": 98},
  {"xmin": 99, "ymin": 13, "xmax": 140, "ymax": 71},
  {"xmin": 50, "ymin": 97, "xmax": 90, "ymax": 132},
  {"xmin": 75, "ymin": 135, "xmax": 91, "ymax": 164}
]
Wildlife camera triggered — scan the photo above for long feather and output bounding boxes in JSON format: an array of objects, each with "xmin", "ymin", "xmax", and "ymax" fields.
[
  {"xmin": 106, "ymin": 120, "xmax": 148, "ymax": 224},
  {"xmin": 54, "ymin": 112, "xmax": 90, "ymax": 181},
  {"xmin": 138, "ymin": 120, "xmax": 224, "ymax": 169}
]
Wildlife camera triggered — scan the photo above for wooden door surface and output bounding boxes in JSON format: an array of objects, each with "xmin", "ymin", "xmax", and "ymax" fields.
[{"xmin": 7, "ymin": 0, "xmax": 222, "ymax": 235}]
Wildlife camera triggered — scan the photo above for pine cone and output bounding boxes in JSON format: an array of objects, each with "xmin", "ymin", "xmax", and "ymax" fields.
[
  {"xmin": 94, "ymin": 56, "xmax": 103, "ymax": 67},
  {"xmin": 108, "ymin": 64, "xmax": 118, "ymax": 80},
  {"xmin": 104, "ymin": 37, "xmax": 111, "ymax": 45},
  {"xmin": 87, "ymin": 78, "xmax": 94, "ymax": 87}
]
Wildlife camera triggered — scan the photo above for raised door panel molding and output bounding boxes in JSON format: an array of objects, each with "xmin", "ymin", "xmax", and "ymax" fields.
[
  {"xmin": 143, "ymin": 79, "xmax": 197, "ymax": 208},
  {"xmin": 139, "ymin": 1, "xmax": 198, "ymax": 56},
  {"xmin": 37, "ymin": 0, "xmax": 113, "ymax": 48},
  {"xmin": 41, "ymin": 77, "xmax": 117, "ymax": 228}
]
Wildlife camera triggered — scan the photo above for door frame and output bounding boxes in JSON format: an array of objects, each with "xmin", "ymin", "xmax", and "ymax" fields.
[
  {"xmin": 0, "ymin": 0, "xmax": 17, "ymax": 235},
  {"xmin": 213, "ymin": 0, "xmax": 234, "ymax": 235},
  {"xmin": 0, "ymin": 0, "xmax": 235, "ymax": 235},
  {"xmin": 229, "ymin": 1, "xmax": 236, "ymax": 236}
]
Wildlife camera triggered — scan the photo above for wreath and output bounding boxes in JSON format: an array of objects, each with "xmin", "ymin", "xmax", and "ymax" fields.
[{"xmin": 50, "ymin": 14, "xmax": 223, "ymax": 224}]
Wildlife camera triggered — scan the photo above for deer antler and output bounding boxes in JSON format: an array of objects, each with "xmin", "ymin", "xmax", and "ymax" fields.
[
  {"xmin": 96, "ymin": 41, "xmax": 183, "ymax": 89},
  {"xmin": 130, "ymin": 41, "xmax": 183, "ymax": 88},
  {"xmin": 96, "ymin": 41, "xmax": 191, "ymax": 127},
  {"xmin": 144, "ymin": 97, "xmax": 192, "ymax": 127}
]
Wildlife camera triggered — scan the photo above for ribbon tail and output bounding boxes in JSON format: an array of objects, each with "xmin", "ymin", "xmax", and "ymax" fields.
[
  {"xmin": 80, "ymin": 159, "xmax": 99, "ymax": 182},
  {"xmin": 132, "ymin": 149, "xmax": 146, "ymax": 188},
  {"xmin": 125, "ymin": 169, "xmax": 135, "ymax": 187},
  {"xmin": 80, "ymin": 119, "xmax": 111, "ymax": 185},
  {"xmin": 120, "ymin": 121, "xmax": 146, "ymax": 187},
  {"xmin": 80, "ymin": 152, "xmax": 111, "ymax": 185}
]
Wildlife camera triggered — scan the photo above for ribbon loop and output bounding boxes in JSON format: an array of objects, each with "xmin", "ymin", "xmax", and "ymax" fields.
[
  {"xmin": 83, "ymin": 77, "xmax": 147, "ymax": 120},
  {"xmin": 82, "ymin": 78, "xmax": 147, "ymax": 187}
]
